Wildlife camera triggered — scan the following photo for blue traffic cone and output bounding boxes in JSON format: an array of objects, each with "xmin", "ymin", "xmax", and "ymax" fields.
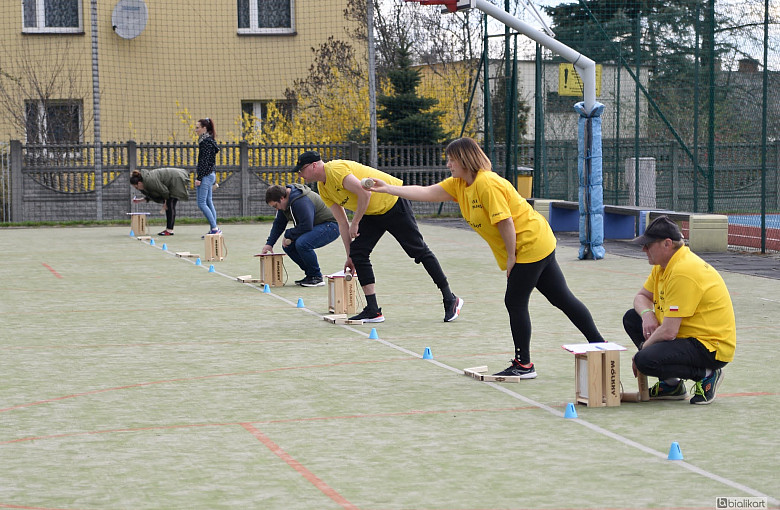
[
  {"xmin": 368, "ymin": 328, "xmax": 378, "ymax": 339},
  {"xmin": 296, "ymin": 298, "xmax": 304, "ymax": 308},
  {"xmin": 263, "ymin": 284, "xmax": 270, "ymax": 293},
  {"xmin": 195, "ymin": 257, "xmax": 202, "ymax": 266},
  {"xmin": 422, "ymin": 347, "xmax": 433, "ymax": 359},
  {"xmin": 149, "ymin": 238, "xmax": 155, "ymax": 246},
  {"xmin": 129, "ymin": 229, "xmax": 134, "ymax": 237},
  {"xmin": 564, "ymin": 403, "xmax": 578, "ymax": 419},
  {"xmin": 208, "ymin": 265, "xmax": 215, "ymax": 273},
  {"xmin": 161, "ymin": 243, "xmax": 167, "ymax": 251},
  {"xmin": 668, "ymin": 442, "xmax": 684, "ymax": 460}
]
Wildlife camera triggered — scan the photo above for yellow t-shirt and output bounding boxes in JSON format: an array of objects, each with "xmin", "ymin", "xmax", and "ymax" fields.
[
  {"xmin": 319, "ymin": 160, "xmax": 401, "ymax": 215},
  {"xmin": 643, "ymin": 246, "xmax": 736, "ymax": 362},
  {"xmin": 438, "ymin": 170, "xmax": 556, "ymax": 269}
]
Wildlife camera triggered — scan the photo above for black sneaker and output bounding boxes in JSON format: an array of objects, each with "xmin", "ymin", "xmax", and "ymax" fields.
[
  {"xmin": 300, "ymin": 275, "xmax": 325, "ymax": 287},
  {"xmin": 443, "ymin": 295, "xmax": 464, "ymax": 322},
  {"xmin": 690, "ymin": 368, "xmax": 723, "ymax": 405},
  {"xmin": 493, "ymin": 359, "xmax": 537, "ymax": 379},
  {"xmin": 294, "ymin": 277, "xmax": 306, "ymax": 286},
  {"xmin": 349, "ymin": 306, "xmax": 384, "ymax": 323},
  {"xmin": 649, "ymin": 379, "xmax": 688, "ymax": 400}
]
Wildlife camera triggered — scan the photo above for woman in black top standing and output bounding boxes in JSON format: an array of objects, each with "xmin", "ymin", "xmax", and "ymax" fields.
[{"xmin": 195, "ymin": 118, "xmax": 221, "ymax": 235}]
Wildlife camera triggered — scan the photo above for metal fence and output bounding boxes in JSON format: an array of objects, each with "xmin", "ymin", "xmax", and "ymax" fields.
[
  {"xmin": 5, "ymin": 137, "xmax": 780, "ymax": 251},
  {"xmin": 4, "ymin": 140, "xmax": 463, "ymax": 223},
  {"xmin": 0, "ymin": 142, "xmax": 8, "ymax": 222}
]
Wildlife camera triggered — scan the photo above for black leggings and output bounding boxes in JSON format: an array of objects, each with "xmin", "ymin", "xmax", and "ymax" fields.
[
  {"xmin": 349, "ymin": 198, "xmax": 449, "ymax": 291},
  {"xmin": 622, "ymin": 309, "xmax": 726, "ymax": 381},
  {"xmin": 506, "ymin": 251, "xmax": 603, "ymax": 364},
  {"xmin": 165, "ymin": 198, "xmax": 178, "ymax": 230}
]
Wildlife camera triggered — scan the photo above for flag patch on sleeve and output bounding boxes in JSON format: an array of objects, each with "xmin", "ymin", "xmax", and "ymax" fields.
[{"xmin": 669, "ymin": 305, "xmax": 679, "ymax": 312}]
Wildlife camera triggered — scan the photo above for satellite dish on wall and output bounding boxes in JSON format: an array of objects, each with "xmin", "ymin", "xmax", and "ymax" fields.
[{"xmin": 112, "ymin": 0, "xmax": 148, "ymax": 40}]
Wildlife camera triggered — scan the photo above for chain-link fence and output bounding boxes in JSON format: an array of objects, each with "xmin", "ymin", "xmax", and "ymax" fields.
[{"xmin": 1, "ymin": 1, "xmax": 777, "ymax": 249}]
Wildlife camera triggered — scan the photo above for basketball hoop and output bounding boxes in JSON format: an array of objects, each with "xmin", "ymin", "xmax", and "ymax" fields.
[{"xmin": 405, "ymin": 0, "xmax": 474, "ymax": 13}]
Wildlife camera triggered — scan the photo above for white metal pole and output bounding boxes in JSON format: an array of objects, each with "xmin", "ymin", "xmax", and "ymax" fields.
[{"xmin": 473, "ymin": 0, "xmax": 596, "ymax": 114}]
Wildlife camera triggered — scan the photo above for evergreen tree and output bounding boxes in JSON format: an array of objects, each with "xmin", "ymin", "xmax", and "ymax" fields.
[
  {"xmin": 491, "ymin": 75, "xmax": 530, "ymax": 144},
  {"xmin": 377, "ymin": 45, "xmax": 449, "ymax": 145}
]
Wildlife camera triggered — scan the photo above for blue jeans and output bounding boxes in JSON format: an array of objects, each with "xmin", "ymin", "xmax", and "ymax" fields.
[
  {"xmin": 283, "ymin": 221, "xmax": 339, "ymax": 277},
  {"xmin": 196, "ymin": 172, "xmax": 218, "ymax": 229}
]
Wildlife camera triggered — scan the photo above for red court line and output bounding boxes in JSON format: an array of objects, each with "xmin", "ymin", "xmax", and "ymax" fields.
[
  {"xmin": 0, "ymin": 358, "xmax": 411, "ymax": 414},
  {"xmin": 4, "ymin": 355, "xmax": 775, "ymax": 416},
  {"xmin": 239, "ymin": 423, "xmax": 359, "ymax": 510},
  {"xmin": 1, "ymin": 406, "xmax": 537, "ymax": 445},
  {"xmin": 41, "ymin": 263, "xmax": 62, "ymax": 279}
]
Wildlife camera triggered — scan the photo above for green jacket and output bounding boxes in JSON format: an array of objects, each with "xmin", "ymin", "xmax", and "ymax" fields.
[{"xmin": 139, "ymin": 167, "xmax": 190, "ymax": 203}]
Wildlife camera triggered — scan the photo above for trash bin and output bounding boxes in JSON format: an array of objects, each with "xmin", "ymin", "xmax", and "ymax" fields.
[{"xmin": 516, "ymin": 167, "xmax": 533, "ymax": 198}]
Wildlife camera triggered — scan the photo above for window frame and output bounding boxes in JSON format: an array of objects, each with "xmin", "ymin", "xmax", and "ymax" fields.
[
  {"xmin": 241, "ymin": 100, "xmax": 294, "ymax": 138},
  {"xmin": 237, "ymin": 0, "xmax": 295, "ymax": 35},
  {"xmin": 22, "ymin": 0, "xmax": 83, "ymax": 34},
  {"xmin": 25, "ymin": 99, "xmax": 83, "ymax": 145}
]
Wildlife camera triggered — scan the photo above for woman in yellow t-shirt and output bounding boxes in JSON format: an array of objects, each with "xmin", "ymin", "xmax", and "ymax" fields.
[{"xmin": 370, "ymin": 137, "xmax": 604, "ymax": 378}]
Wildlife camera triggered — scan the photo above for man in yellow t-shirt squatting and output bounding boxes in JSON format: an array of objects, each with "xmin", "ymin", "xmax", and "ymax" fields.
[{"xmin": 624, "ymin": 216, "xmax": 736, "ymax": 405}]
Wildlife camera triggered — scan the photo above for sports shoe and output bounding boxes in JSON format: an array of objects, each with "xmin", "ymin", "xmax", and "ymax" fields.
[
  {"xmin": 300, "ymin": 275, "xmax": 325, "ymax": 287},
  {"xmin": 690, "ymin": 368, "xmax": 723, "ymax": 405},
  {"xmin": 443, "ymin": 295, "xmax": 464, "ymax": 322},
  {"xmin": 649, "ymin": 379, "xmax": 688, "ymax": 400},
  {"xmin": 492, "ymin": 359, "xmax": 537, "ymax": 379},
  {"xmin": 158, "ymin": 230, "xmax": 174, "ymax": 236},
  {"xmin": 202, "ymin": 228, "xmax": 222, "ymax": 239},
  {"xmin": 294, "ymin": 277, "xmax": 306, "ymax": 286},
  {"xmin": 349, "ymin": 306, "xmax": 385, "ymax": 323}
]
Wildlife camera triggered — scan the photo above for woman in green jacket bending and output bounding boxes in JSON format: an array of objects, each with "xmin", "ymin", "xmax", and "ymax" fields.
[{"xmin": 130, "ymin": 167, "xmax": 190, "ymax": 236}]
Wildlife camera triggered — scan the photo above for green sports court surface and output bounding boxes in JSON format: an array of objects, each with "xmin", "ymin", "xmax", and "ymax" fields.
[{"xmin": 1, "ymin": 223, "xmax": 777, "ymax": 509}]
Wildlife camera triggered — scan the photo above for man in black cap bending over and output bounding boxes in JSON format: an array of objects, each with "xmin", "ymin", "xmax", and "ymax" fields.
[
  {"xmin": 294, "ymin": 150, "xmax": 463, "ymax": 323},
  {"xmin": 624, "ymin": 215, "xmax": 736, "ymax": 404}
]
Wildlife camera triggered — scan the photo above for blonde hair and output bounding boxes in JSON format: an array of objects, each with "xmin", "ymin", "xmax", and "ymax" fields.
[{"xmin": 445, "ymin": 137, "xmax": 492, "ymax": 178}]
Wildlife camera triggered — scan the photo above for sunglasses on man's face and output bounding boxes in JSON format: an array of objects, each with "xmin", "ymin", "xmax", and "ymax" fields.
[{"xmin": 643, "ymin": 239, "xmax": 665, "ymax": 249}]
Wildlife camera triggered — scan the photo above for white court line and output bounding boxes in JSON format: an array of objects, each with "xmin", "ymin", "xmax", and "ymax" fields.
[{"xmin": 143, "ymin": 237, "xmax": 779, "ymax": 505}]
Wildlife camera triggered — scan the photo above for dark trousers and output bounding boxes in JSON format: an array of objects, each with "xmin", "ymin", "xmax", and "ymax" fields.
[
  {"xmin": 506, "ymin": 251, "xmax": 603, "ymax": 364},
  {"xmin": 622, "ymin": 309, "xmax": 726, "ymax": 381},
  {"xmin": 165, "ymin": 198, "xmax": 178, "ymax": 230},
  {"xmin": 349, "ymin": 198, "xmax": 448, "ymax": 291}
]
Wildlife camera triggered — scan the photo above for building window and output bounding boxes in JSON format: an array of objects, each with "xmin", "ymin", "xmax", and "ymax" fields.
[
  {"xmin": 241, "ymin": 100, "xmax": 294, "ymax": 136},
  {"xmin": 26, "ymin": 100, "xmax": 82, "ymax": 144},
  {"xmin": 23, "ymin": 0, "xmax": 82, "ymax": 33},
  {"xmin": 237, "ymin": 0, "xmax": 294, "ymax": 34}
]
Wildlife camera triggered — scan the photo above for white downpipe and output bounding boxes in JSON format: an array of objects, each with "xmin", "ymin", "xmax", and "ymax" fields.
[{"xmin": 474, "ymin": 0, "xmax": 596, "ymax": 114}]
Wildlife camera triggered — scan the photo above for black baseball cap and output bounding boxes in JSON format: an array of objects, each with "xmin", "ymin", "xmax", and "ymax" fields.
[
  {"xmin": 293, "ymin": 151, "xmax": 321, "ymax": 173},
  {"xmin": 631, "ymin": 216, "xmax": 683, "ymax": 246}
]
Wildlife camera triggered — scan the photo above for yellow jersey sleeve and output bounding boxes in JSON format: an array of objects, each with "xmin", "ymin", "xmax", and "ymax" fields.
[{"xmin": 321, "ymin": 161, "xmax": 399, "ymax": 215}]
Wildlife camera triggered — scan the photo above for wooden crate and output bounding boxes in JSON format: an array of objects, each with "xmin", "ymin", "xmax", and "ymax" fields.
[
  {"xmin": 204, "ymin": 234, "xmax": 225, "ymax": 262},
  {"xmin": 327, "ymin": 275, "xmax": 358, "ymax": 314},
  {"xmin": 127, "ymin": 212, "xmax": 149, "ymax": 235},
  {"xmin": 255, "ymin": 253, "xmax": 285, "ymax": 287},
  {"xmin": 575, "ymin": 350, "xmax": 621, "ymax": 407}
]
